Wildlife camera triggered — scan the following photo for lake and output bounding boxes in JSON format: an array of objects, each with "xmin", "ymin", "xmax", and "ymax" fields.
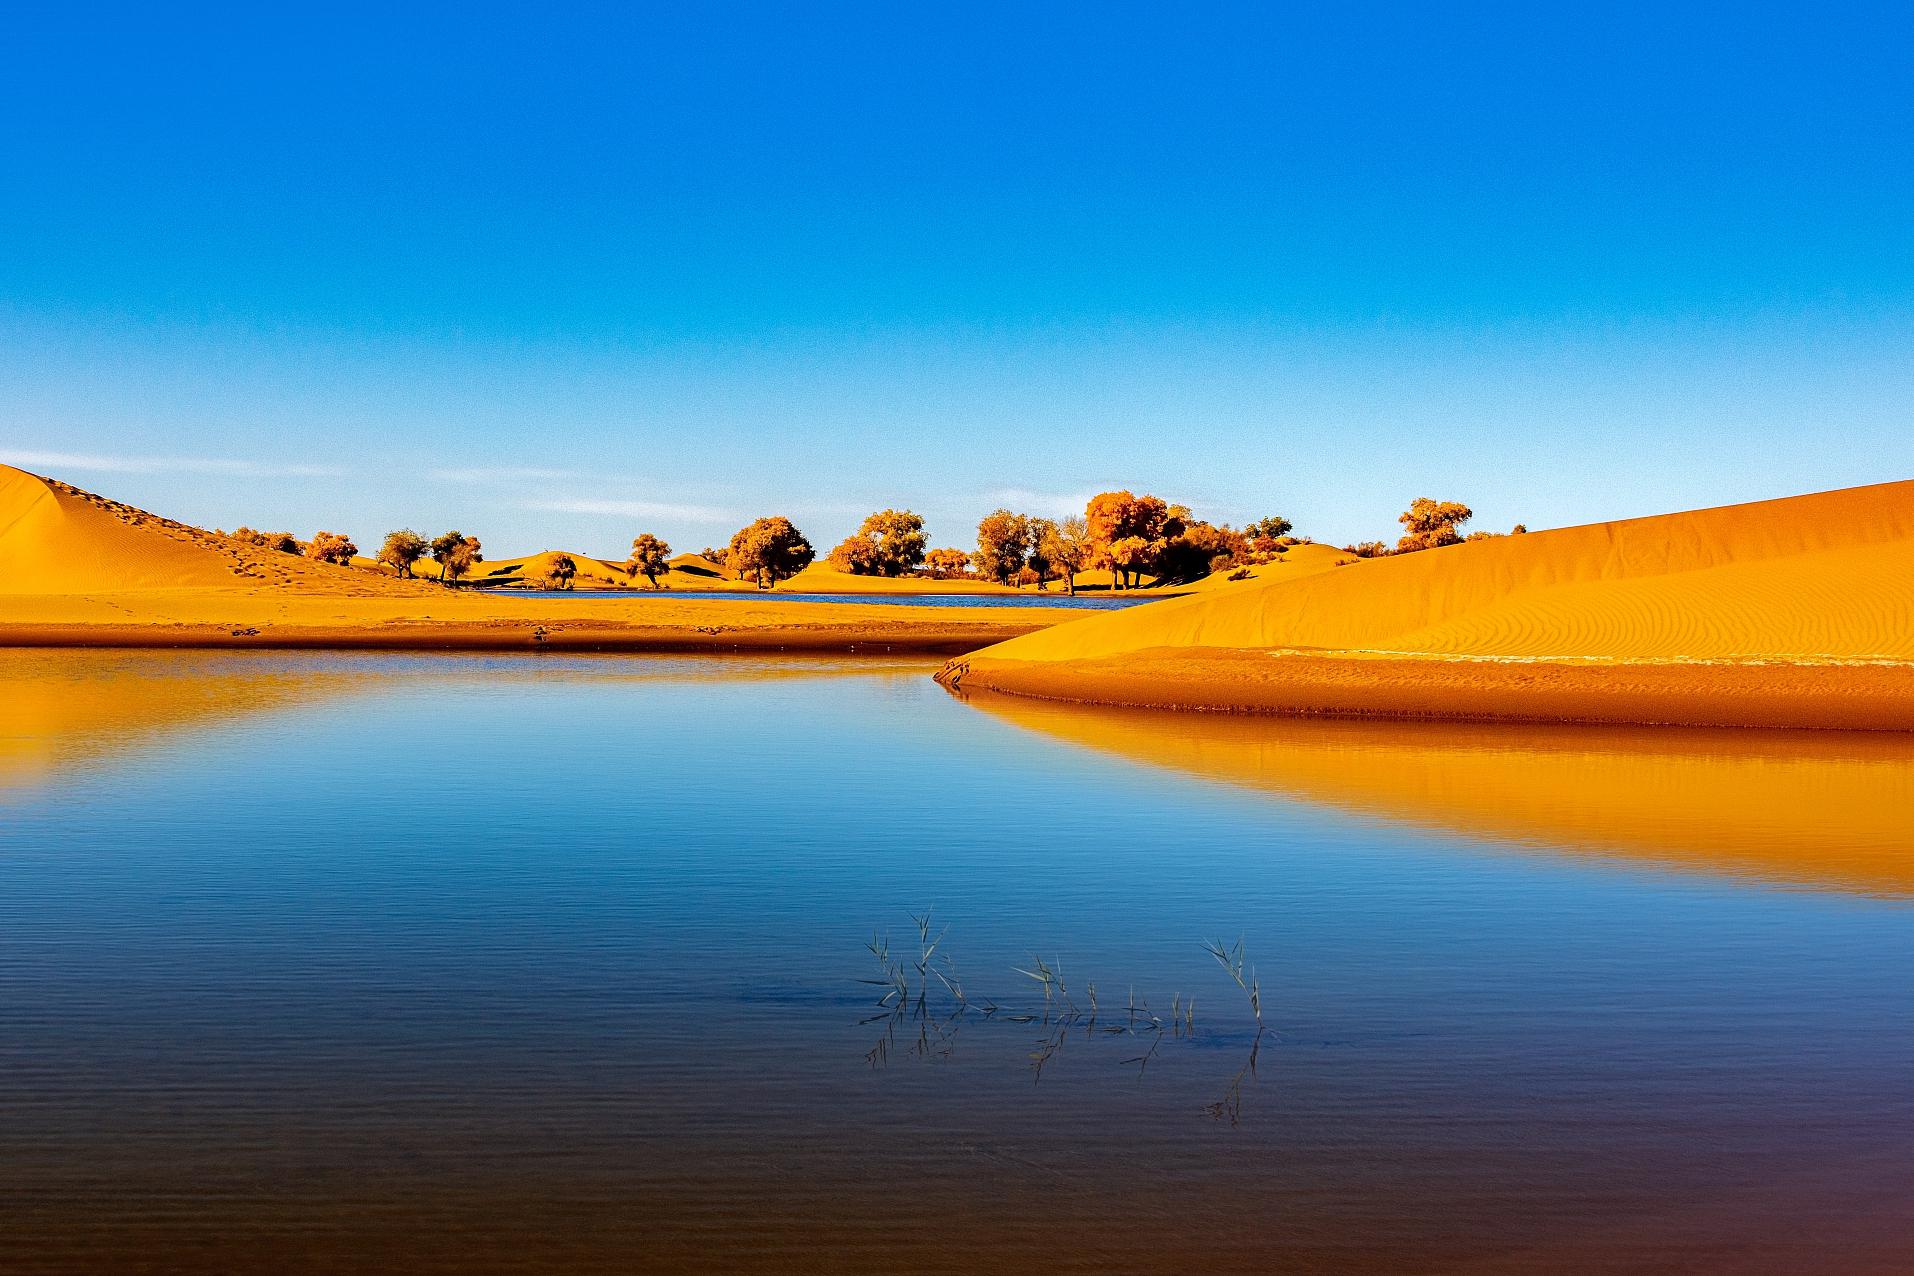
[{"xmin": 1, "ymin": 650, "xmax": 1910, "ymax": 1274}]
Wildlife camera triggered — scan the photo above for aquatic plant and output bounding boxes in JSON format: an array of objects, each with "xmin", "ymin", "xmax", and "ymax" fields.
[
  {"xmin": 1201, "ymin": 935, "xmax": 1262, "ymax": 1026},
  {"xmin": 858, "ymin": 913, "xmax": 1270, "ymax": 1121}
]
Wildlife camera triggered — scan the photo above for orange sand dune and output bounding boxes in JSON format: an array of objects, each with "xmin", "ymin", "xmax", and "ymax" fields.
[
  {"xmin": 0, "ymin": 466, "xmax": 1078, "ymax": 652},
  {"xmin": 0, "ymin": 465, "xmax": 387, "ymax": 593},
  {"xmin": 963, "ymin": 689, "xmax": 1914, "ymax": 897},
  {"xmin": 946, "ymin": 480, "xmax": 1914, "ymax": 730},
  {"xmin": 476, "ymin": 549, "xmax": 634, "ymax": 589}
]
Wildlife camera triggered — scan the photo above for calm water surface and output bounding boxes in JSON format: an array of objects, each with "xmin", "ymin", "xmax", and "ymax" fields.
[{"xmin": 0, "ymin": 651, "xmax": 1909, "ymax": 1274}]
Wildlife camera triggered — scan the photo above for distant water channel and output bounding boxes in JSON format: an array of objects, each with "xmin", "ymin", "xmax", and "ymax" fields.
[
  {"xmin": 1, "ymin": 650, "xmax": 1909, "ymax": 1274},
  {"xmin": 498, "ymin": 588, "xmax": 1162, "ymax": 608}
]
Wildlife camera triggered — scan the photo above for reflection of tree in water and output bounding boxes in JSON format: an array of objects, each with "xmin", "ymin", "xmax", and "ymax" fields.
[{"xmin": 858, "ymin": 912, "xmax": 1270, "ymax": 1123}]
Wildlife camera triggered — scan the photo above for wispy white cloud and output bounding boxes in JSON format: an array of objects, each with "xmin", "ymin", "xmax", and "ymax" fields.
[
  {"xmin": 0, "ymin": 449, "xmax": 345, "ymax": 479},
  {"xmin": 520, "ymin": 496, "xmax": 736, "ymax": 524},
  {"xmin": 429, "ymin": 466, "xmax": 580, "ymax": 484},
  {"xmin": 982, "ymin": 487, "xmax": 1098, "ymax": 519}
]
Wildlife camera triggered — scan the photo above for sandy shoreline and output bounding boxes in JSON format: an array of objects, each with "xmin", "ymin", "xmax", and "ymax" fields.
[
  {"xmin": 0, "ymin": 617, "xmax": 1042, "ymax": 654},
  {"xmin": 939, "ymin": 647, "xmax": 1914, "ymax": 732},
  {"xmin": 0, "ymin": 590, "xmax": 1070, "ymax": 654}
]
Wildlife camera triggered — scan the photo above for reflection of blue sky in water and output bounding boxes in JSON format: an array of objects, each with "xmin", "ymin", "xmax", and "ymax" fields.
[{"xmin": 0, "ymin": 652, "xmax": 1908, "ymax": 1271}]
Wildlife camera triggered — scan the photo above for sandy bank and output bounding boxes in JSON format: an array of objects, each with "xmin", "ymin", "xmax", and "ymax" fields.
[
  {"xmin": 943, "ymin": 479, "xmax": 1914, "ymax": 731},
  {"xmin": 0, "ymin": 590, "xmax": 1065, "ymax": 653}
]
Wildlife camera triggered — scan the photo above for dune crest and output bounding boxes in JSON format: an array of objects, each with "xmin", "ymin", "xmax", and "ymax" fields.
[{"xmin": 945, "ymin": 479, "xmax": 1914, "ymax": 730}]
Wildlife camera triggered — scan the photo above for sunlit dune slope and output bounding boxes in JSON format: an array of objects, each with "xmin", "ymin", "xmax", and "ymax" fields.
[
  {"xmin": 965, "ymin": 690, "xmax": 1914, "ymax": 897},
  {"xmin": 967, "ymin": 480, "xmax": 1914, "ymax": 665},
  {"xmin": 0, "ymin": 464, "xmax": 402, "ymax": 594}
]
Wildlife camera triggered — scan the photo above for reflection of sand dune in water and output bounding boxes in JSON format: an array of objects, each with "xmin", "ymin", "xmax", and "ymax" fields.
[
  {"xmin": 0, "ymin": 651, "xmax": 939, "ymax": 791},
  {"xmin": 964, "ymin": 689, "xmax": 1914, "ymax": 897},
  {"xmin": 0, "ymin": 652, "xmax": 364, "ymax": 791}
]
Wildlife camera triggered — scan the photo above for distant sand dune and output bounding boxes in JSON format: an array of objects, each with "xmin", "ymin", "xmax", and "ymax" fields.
[{"xmin": 0, "ymin": 465, "xmax": 406, "ymax": 595}]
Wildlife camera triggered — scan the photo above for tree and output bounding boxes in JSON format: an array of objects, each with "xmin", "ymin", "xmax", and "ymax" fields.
[
  {"xmin": 234, "ymin": 527, "xmax": 303, "ymax": 554},
  {"xmin": 1344, "ymin": 541, "xmax": 1390, "ymax": 558},
  {"xmin": 972, "ymin": 509, "xmax": 1031, "ymax": 586},
  {"xmin": 1153, "ymin": 518, "xmax": 1246, "ymax": 584},
  {"xmin": 1036, "ymin": 515, "xmax": 1091, "ymax": 595},
  {"xmin": 1084, "ymin": 491, "xmax": 1171, "ymax": 589},
  {"xmin": 828, "ymin": 508, "xmax": 927, "ymax": 577},
  {"xmin": 828, "ymin": 535, "xmax": 880, "ymax": 575},
  {"xmin": 922, "ymin": 547, "xmax": 972, "ymax": 580},
  {"xmin": 377, "ymin": 529, "xmax": 427, "ymax": 578},
  {"xmin": 430, "ymin": 531, "xmax": 484, "ymax": 585},
  {"xmin": 305, "ymin": 530, "xmax": 359, "ymax": 566},
  {"xmin": 627, "ymin": 533, "xmax": 672, "ymax": 587},
  {"xmin": 1024, "ymin": 518, "xmax": 1058, "ymax": 589},
  {"xmin": 1243, "ymin": 515, "xmax": 1293, "ymax": 541},
  {"xmin": 549, "ymin": 555, "xmax": 578, "ymax": 590},
  {"xmin": 725, "ymin": 517, "xmax": 814, "ymax": 588},
  {"xmin": 1106, "ymin": 535, "xmax": 1155, "ymax": 587},
  {"xmin": 1395, "ymin": 498, "xmax": 1474, "ymax": 554}
]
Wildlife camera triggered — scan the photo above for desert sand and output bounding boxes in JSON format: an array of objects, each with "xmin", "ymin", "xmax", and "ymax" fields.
[
  {"xmin": 942, "ymin": 480, "xmax": 1914, "ymax": 731},
  {"xmin": 0, "ymin": 466, "xmax": 1081, "ymax": 653}
]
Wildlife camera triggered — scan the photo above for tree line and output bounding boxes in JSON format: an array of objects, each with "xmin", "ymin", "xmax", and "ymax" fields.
[{"xmin": 227, "ymin": 491, "xmax": 1517, "ymax": 592}]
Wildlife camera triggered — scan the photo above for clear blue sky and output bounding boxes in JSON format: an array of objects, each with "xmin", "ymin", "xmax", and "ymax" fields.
[{"xmin": 2, "ymin": 2, "xmax": 1910, "ymax": 557}]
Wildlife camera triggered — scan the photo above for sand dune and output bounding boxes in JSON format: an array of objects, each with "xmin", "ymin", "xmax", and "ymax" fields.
[
  {"xmin": 0, "ymin": 465, "xmax": 386, "ymax": 594},
  {"xmin": 476, "ymin": 549, "xmax": 634, "ymax": 589},
  {"xmin": 945, "ymin": 480, "xmax": 1914, "ymax": 730}
]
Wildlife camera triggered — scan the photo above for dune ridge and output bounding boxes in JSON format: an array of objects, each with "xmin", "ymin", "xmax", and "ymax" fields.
[{"xmin": 944, "ymin": 479, "xmax": 1914, "ymax": 730}]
